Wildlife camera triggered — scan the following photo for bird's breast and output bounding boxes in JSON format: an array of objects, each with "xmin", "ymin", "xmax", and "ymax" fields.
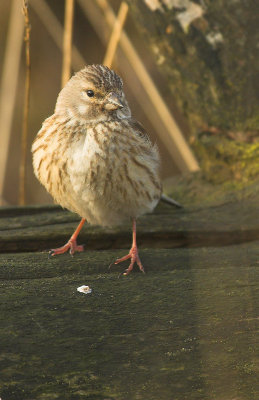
[
  {"xmin": 68, "ymin": 125, "xmax": 121, "ymax": 196},
  {"xmin": 68, "ymin": 122, "xmax": 161, "ymax": 213}
]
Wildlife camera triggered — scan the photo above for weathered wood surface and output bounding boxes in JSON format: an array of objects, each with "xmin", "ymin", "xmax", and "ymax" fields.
[
  {"xmin": 1, "ymin": 198, "xmax": 259, "ymax": 253},
  {"xmin": 0, "ymin": 200, "xmax": 259, "ymax": 399}
]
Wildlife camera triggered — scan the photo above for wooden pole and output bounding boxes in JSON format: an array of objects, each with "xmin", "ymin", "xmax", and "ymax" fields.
[
  {"xmin": 0, "ymin": 0, "xmax": 24, "ymax": 205},
  {"xmin": 103, "ymin": 2, "xmax": 128, "ymax": 68},
  {"xmin": 19, "ymin": 0, "xmax": 31, "ymax": 205},
  {"xmin": 62, "ymin": 0, "xmax": 75, "ymax": 87}
]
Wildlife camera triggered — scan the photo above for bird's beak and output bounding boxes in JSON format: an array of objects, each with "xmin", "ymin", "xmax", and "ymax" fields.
[{"xmin": 104, "ymin": 92, "xmax": 124, "ymax": 110}]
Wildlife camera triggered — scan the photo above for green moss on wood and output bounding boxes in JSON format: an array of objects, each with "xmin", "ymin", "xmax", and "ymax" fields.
[
  {"xmin": 127, "ymin": 0, "xmax": 259, "ymax": 182},
  {"xmin": 192, "ymin": 135, "xmax": 259, "ymax": 184}
]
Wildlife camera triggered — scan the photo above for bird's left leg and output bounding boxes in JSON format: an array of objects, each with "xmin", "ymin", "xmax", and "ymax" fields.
[
  {"xmin": 49, "ymin": 218, "xmax": 86, "ymax": 257},
  {"xmin": 114, "ymin": 218, "xmax": 144, "ymax": 275}
]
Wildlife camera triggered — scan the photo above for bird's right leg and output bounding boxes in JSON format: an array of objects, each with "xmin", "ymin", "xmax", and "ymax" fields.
[
  {"xmin": 49, "ymin": 218, "xmax": 86, "ymax": 257},
  {"xmin": 114, "ymin": 218, "xmax": 145, "ymax": 275}
]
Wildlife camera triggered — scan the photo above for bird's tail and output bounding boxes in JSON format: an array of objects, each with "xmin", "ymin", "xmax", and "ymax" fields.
[{"xmin": 160, "ymin": 193, "xmax": 183, "ymax": 208}]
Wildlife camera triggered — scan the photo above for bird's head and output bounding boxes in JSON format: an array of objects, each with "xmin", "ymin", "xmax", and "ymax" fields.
[{"xmin": 55, "ymin": 64, "xmax": 131, "ymax": 123}]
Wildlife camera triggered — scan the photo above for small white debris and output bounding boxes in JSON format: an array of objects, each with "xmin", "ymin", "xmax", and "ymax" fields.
[
  {"xmin": 206, "ymin": 31, "xmax": 224, "ymax": 48},
  {"xmin": 77, "ymin": 285, "xmax": 92, "ymax": 294},
  {"xmin": 176, "ymin": 2, "xmax": 204, "ymax": 32}
]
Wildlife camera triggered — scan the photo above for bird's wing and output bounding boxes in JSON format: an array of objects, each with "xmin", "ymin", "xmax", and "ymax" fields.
[
  {"xmin": 128, "ymin": 118, "xmax": 152, "ymax": 143},
  {"xmin": 128, "ymin": 119, "xmax": 182, "ymax": 208}
]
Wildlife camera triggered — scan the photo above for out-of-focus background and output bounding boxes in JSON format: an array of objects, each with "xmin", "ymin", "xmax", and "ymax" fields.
[
  {"xmin": 0, "ymin": 0, "xmax": 258, "ymax": 206},
  {"xmin": 0, "ymin": 0, "xmax": 192, "ymax": 206}
]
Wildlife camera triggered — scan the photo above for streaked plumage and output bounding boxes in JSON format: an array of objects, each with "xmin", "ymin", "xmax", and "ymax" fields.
[{"xmin": 32, "ymin": 65, "xmax": 162, "ymax": 274}]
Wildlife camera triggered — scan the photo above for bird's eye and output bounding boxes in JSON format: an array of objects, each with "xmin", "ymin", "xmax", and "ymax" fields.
[{"xmin": 86, "ymin": 90, "xmax": 94, "ymax": 97}]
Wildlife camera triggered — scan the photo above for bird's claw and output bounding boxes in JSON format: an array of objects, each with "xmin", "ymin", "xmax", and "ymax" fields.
[
  {"xmin": 48, "ymin": 240, "xmax": 84, "ymax": 257},
  {"xmin": 110, "ymin": 247, "xmax": 145, "ymax": 276},
  {"xmin": 48, "ymin": 250, "xmax": 54, "ymax": 259}
]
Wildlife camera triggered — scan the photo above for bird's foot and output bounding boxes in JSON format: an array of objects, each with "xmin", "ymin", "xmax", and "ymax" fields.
[
  {"xmin": 114, "ymin": 245, "xmax": 145, "ymax": 276},
  {"xmin": 49, "ymin": 239, "xmax": 84, "ymax": 257}
]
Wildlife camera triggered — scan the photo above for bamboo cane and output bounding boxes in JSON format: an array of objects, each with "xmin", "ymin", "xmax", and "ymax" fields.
[
  {"xmin": 0, "ymin": 0, "xmax": 24, "ymax": 205},
  {"xmin": 62, "ymin": 0, "xmax": 75, "ymax": 87},
  {"xmin": 103, "ymin": 2, "xmax": 128, "ymax": 68},
  {"xmin": 19, "ymin": 0, "xmax": 31, "ymax": 205}
]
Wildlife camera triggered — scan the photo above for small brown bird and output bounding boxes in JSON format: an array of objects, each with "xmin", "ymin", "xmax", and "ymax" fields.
[{"xmin": 32, "ymin": 65, "xmax": 163, "ymax": 275}]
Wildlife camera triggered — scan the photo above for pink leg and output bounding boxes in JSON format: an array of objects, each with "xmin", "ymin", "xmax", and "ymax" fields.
[
  {"xmin": 114, "ymin": 219, "xmax": 144, "ymax": 275},
  {"xmin": 49, "ymin": 218, "xmax": 86, "ymax": 257}
]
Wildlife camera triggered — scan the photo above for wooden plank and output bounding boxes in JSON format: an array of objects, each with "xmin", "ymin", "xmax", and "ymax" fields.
[
  {"xmin": 0, "ymin": 244, "xmax": 258, "ymax": 399},
  {"xmin": 0, "ymin": 200, "xmax": 258, "ymax": 252},
  {"xmin": 0, "ymin": 244, "xmax": 258, "ymax": 276}
]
